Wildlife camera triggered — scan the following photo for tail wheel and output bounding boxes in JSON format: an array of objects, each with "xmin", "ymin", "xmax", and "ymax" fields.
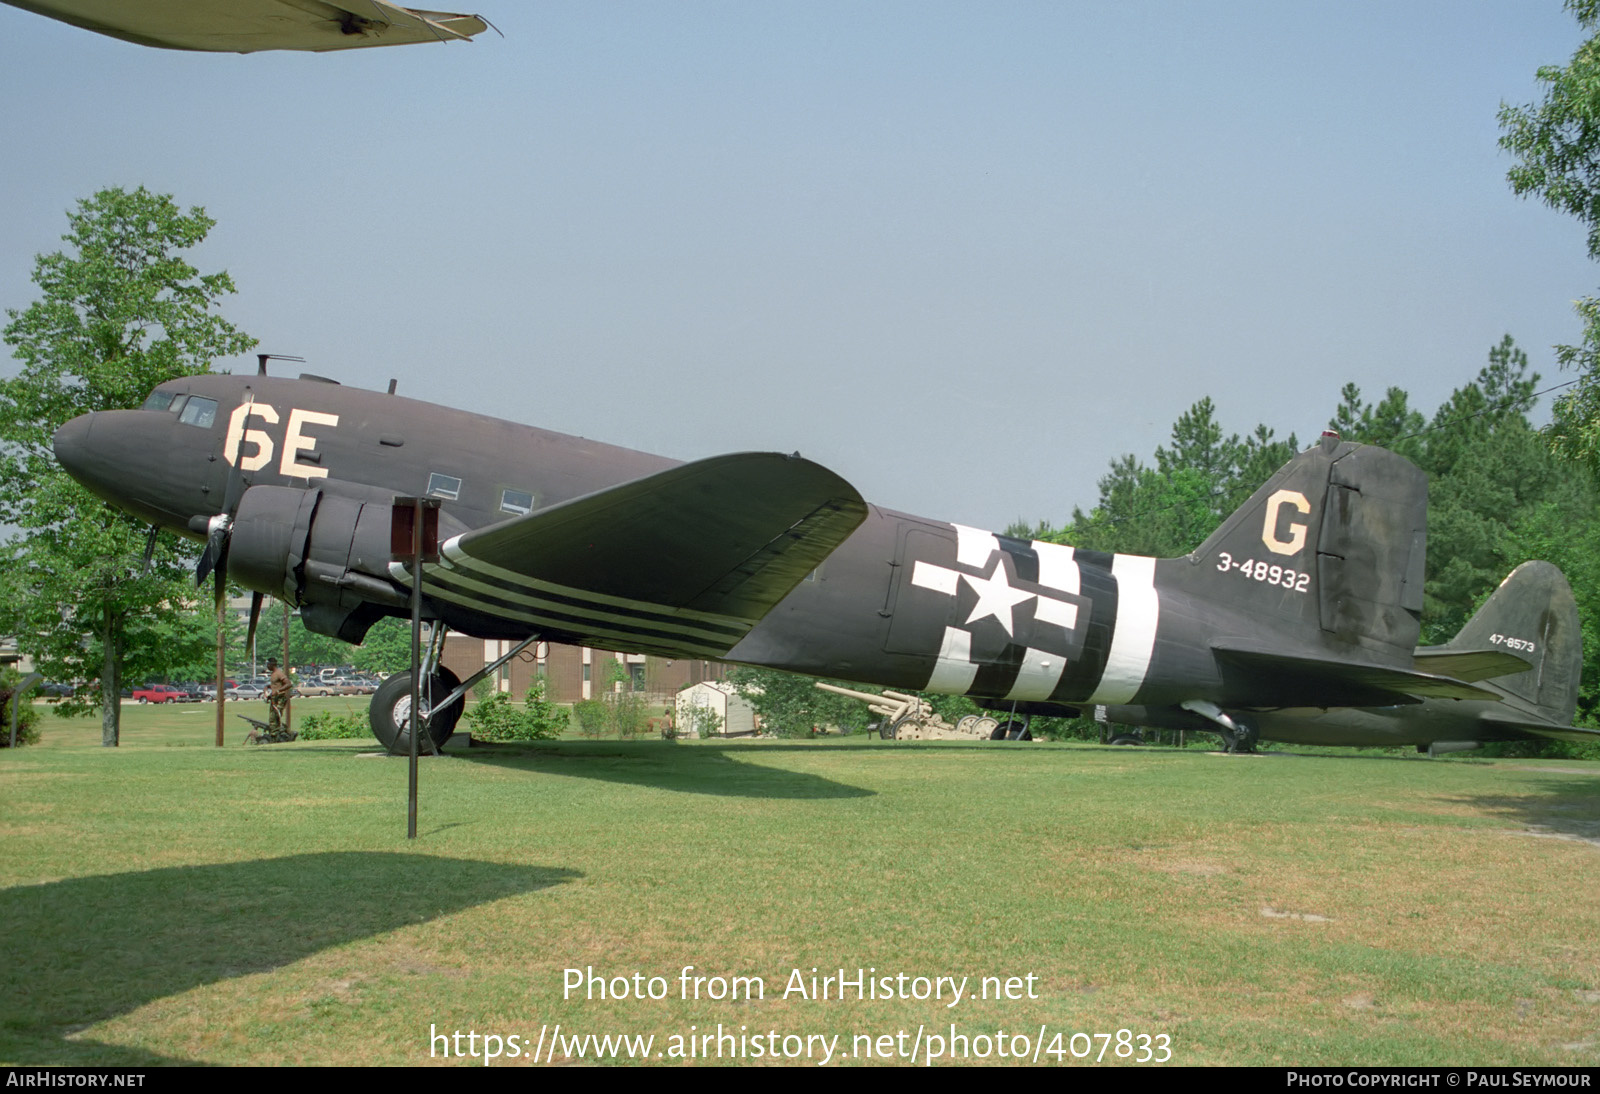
[
  {"xmin": 1233, "ymin": 721, "xmax": 1259, "ymax": 753},
  {"xmin": 369, "ymin": 667, "xmax": 463, "ymax": 755}
]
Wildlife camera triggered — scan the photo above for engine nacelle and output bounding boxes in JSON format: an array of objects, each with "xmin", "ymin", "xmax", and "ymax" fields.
[{"xmin": 228, "ymin": 484, "xmax": 412, "ymax": 641}]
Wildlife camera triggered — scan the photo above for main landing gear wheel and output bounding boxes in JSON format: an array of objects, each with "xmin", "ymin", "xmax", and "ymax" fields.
[
  {"xmin": 369, "ymin": 667, "xmax": 463, "ymax": 755},
  {"xmin": 990, "ymin": 719, "xmax": 1032, "ymax": 741}
]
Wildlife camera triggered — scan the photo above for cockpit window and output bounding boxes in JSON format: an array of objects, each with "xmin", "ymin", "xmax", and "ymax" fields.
[
  {"xmin": 177, "ymin": 397, "xmax": 217, "ymax": 429},
  {"xmin": 141, "ymin": 391, "xmax": 174, "ymax": 412}
]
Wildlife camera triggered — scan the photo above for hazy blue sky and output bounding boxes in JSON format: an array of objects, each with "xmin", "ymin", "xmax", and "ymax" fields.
[{"xmin": 2, "ymin": 2, "xmax": 1596, "ymax": 531}]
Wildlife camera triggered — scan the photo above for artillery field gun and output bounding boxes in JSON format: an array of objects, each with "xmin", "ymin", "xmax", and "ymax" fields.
[{"xmin": 814, "ymin": 682, "xmax": 1017, "ymax": 740}]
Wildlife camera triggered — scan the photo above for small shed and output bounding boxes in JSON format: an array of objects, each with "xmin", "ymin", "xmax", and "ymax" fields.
[{"xmin": 676, "ymin": 681, "xmax": 756, "ymax": 738}]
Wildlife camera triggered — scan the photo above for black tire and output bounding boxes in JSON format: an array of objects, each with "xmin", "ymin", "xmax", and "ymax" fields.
[
  {"xmin": 1233, "ymin": 721, "xmax": 1259, "ymax": 754},
  {"xmin": 369, "ymin": 667, "xmax": 463, "ymax": 755},
  {"xmin": 878, "ymin": 720, "xmax": 897, "ymax": 740},
  {"xmin": 1109, "ymin": 734, "xmax": 1143, "ymax": 746},
  {"xmin": 990, "ymin": 719, "xmax": 1032, "ymax": 741}
]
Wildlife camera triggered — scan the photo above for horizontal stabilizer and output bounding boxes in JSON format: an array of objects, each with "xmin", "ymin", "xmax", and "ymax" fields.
[
  {"xmin": 1478, "ymin": 717, "xmax": 1600, "ymax": 745},
  {"xmin": 1212, "ymin": 642, "xmax": 1500, "ymax": 707},
  {"xmin": 394, "ymin": 452, "xmax": 867, "ymax": 658},
  {"xmin": 1411, "ymin": 647, "xmax": 1533, "ymax": 683}
]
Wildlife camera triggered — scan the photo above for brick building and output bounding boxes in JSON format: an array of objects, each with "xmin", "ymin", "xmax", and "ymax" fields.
[{"xmin": 440, "ymin": 635, "xmax": 727, "ymax": 703}]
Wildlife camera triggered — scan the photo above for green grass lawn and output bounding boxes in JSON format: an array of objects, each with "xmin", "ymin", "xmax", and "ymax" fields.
[{"xmin": 3, "ymin": 699, "xmax": 1598, "ymax": 1066}]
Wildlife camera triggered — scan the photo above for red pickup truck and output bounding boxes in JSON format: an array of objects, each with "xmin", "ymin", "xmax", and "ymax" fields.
[{"xmin": 131, "ymin": 684, "xmax": 195, "ymax": 704}]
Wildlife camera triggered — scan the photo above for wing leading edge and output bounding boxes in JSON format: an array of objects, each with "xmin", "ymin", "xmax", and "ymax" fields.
[
  {"xmin": 388, "ymin": 452, "xmax": 867, "ymax": 658},
  {"xmin": 4, "ymin": 0, "xmax": 487, "ymax": 52}
]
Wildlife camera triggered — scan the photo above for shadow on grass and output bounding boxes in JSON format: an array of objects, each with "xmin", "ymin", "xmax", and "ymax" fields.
[
  {"xmin": 458, "ymin": 739, "xmax": 874, "ymax": 799},
  {"xmin": 1446, "ymin": 776, "xmax": 1600, "ymax": 846},
  {"xmin": 2, "ymin": 852, "xmax": 577, "ymax": 1065}
]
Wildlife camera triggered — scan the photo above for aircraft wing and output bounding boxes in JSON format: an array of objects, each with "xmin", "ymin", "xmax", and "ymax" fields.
[
  {"xmin": 4, "ymin": 1, "xmax": 487, "ymax": 52},
  {"xmin": 1412, "ymin": 647, "xmax": 1534, "ymax": 682},
  {"xmin": 1212, "ymin": 643, "xmax": 1501, "ymax": 707},
  {"xmin": 391, "ymin": 452, "xmax": 867, "ymax": 659}
]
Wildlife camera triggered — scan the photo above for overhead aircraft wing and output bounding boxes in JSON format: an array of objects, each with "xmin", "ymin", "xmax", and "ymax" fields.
[
  {"xmin": 390, "ymin": 452, "xmax": 867, "ymax": 659},
  {"xmin": 1212, "ymin": 643, "xmax": 1501, "ymax": 707},
  {"xmin": 3, "ymin": 0, "xmax": 487, "ymax": 52},
  {"xmin": 1412, "ymin": 647, "xmax": 1534, "ymax": 683}
]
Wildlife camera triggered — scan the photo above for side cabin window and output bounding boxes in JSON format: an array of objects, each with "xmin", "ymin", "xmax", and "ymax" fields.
[
  {"xmin": 499, "ymin": 488, "xmax": 534, "ymax": 516},
  {"xmin": 177, "ymin": 397, "xmax": 217, "ymax": 429},
  {"xmin": 141, "ymin": 391, "xmax": 175, "ymax": 412},
  {"xmin": 427, "ymin": 472, "xmax": 462, "ymax": 501}
]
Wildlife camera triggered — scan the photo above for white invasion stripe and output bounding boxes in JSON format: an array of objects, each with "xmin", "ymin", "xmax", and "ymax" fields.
[
  {"xmin": 911, "ymin": 560, "xmax": 959, "ymax": 596},
  {"xmin": 1033, "ymin": 595, "xmax": 1079, "ymax": 632},
  {"xmin": 926, "ymin": 626, "xmax": 979, "ymax": 694},
  {"xmin": 1004, "ymin": 647, "xmax": 1065, "ymax": 701},
  {"xmin": 387, "ymin": 560, "xmax": 742, "ymax": 647},
  {"xmin": 439, "ymin": 537, "xmax": 751, "ymax": 627},
  {"xmin": 1088, "ymin": 554, "xmax": 1160, "ymax": 704},
  {"xmin": 953, "ymin": 524, "xmax": 999, "ymax": 569},
  {"xmin": 1033, "ymin": 540, "xmax": 1080, "ymax": 595}
]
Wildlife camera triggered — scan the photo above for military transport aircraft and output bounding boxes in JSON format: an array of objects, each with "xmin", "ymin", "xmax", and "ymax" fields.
[
  {"xmin": 2, "ymin": 0, "xmax": 487, "ymax": 52},
  {"xmin": 49, "ymin": 370, "xmax": 1595, "ymax": 754}
]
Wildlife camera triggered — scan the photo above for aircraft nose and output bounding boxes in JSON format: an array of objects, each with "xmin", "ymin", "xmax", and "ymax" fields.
[{"xmin": 52, "ymin": 413, "xmax": 96, "ymax": 483}]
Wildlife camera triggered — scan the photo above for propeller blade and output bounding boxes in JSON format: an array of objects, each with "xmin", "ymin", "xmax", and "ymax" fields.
[
  {"xmin": 194, "ymin": 392, "xmax": 259, "ymax": 588},
  {"xmin": 244, "ymin": 592, "xmax": 263, "ymax": 660},
  {"xmin": 214, "ymin": 535, "xmax": 229, "ymax": 601},
  {"xmin": 140, "ymin": 525, "xmax": 159, "ymax": 576}
]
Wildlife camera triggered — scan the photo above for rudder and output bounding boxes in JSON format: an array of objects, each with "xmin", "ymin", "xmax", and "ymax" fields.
[{"xmin": 1186, "ymin": 434, "xmax": 1428, "ymax": 660}]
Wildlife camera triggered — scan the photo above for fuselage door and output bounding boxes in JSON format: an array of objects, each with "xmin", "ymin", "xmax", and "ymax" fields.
[{"xmin": 883, "ymin": 523, "xmax": 958, "ymax": 656}]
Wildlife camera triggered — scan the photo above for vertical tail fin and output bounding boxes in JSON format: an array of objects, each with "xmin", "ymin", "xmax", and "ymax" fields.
[
  {"xmin": 1437, "ymin": 561, "xmax": 1583, "ymax": 724},
  {"xmin": 1182, "ymin": 434, "xmax": 1428, "ymax": 661}
]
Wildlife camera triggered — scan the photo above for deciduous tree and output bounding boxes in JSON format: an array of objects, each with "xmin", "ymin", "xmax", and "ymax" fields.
[
  {"xmin": 0, "ymin": 187, "xmax": 255, "ymax": 744},
  {"xmin": 1499, "ymin": 1, "xmax": 1600, "ymax": 476}
]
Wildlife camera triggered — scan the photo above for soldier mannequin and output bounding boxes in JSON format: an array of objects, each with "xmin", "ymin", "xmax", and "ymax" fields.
[{"xmin": 266, "ymin": 658, "xmax": 292, "ymax": 733}]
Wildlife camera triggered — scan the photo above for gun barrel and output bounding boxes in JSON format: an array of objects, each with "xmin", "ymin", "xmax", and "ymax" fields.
[{"xmin": 814, "ymin": 682, "xmax": 887, "ymax": 704}]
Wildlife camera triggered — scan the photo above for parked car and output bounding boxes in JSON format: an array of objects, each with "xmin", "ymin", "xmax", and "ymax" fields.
[
  {"xmin": 225, "ymin": 683, "xmax": 265, "ymax": 701},
  {"xmin": 331, "ymin": 676, "xmax": 377, "ymax": 695}
]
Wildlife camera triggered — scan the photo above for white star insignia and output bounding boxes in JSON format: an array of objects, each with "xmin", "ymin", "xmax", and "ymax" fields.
[{"xmin": 961, "ymin": 558, "xmax": 1035, "ymax": 638}]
